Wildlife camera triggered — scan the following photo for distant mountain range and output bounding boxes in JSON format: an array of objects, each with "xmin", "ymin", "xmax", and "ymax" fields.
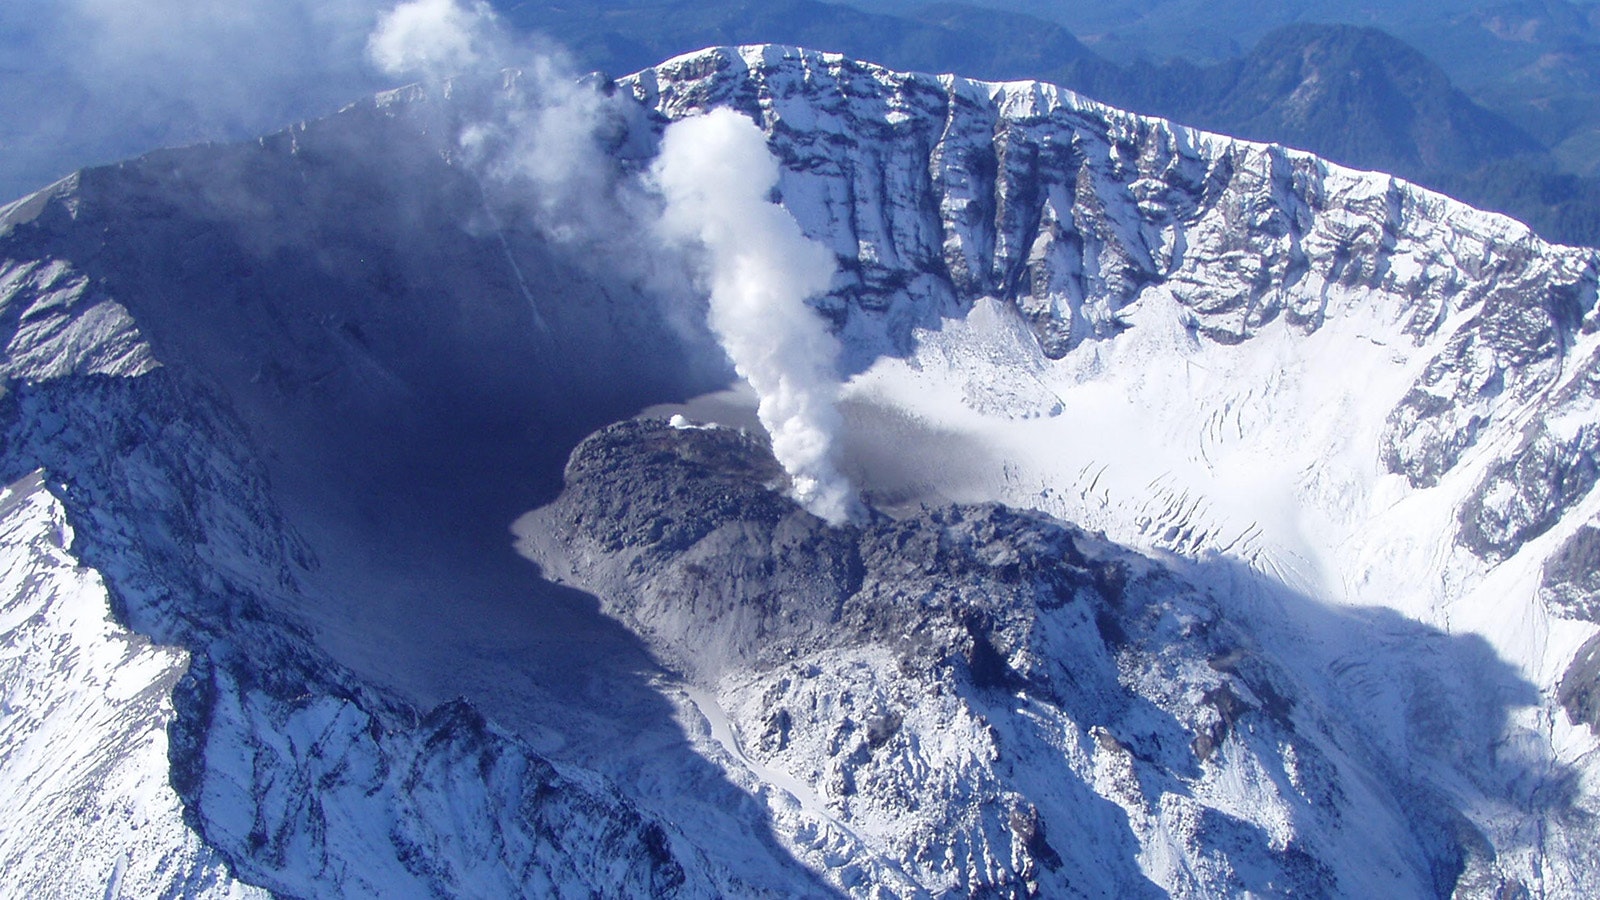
[
  {"xmin": 494, "ymin": 0, "xmax": 1600, "ymax": 246},
  {"xmin": 872, "ymin": 0, "xmax": 1600, "ymax": 150}
]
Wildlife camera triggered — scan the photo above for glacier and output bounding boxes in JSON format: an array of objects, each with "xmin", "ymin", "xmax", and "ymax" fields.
[{"xmin": 0, "ymin": 41, "xmax": 1596, "ymax": 897}]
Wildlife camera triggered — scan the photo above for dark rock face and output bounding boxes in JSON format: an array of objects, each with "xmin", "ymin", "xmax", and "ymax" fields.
[
  {"xmin": 524, "ymin": 418, "xmax": 1505, "ymax": 897},
  {"xmin": 536, "ymin": 419, "xmax": 1123, "ymax": 688},
  {"xmin": 1560, "ymin": 634, "xmax": 1600, "ymax": 734},
  {"xmin": 1543, "ymin": 524, "xmax": 1600, "ymax": 623},
  {"xmin": 1458, "ymin": 345, "xmax": 1600, "ymax": 562}
]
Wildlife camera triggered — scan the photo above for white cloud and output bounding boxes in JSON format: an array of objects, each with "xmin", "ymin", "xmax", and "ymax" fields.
[{"xmin": 367, "ymin": 0, "xmax": 499, "ymax": 78}]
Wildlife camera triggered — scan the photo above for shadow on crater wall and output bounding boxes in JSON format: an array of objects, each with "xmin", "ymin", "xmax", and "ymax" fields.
[{"xmin": 0, "ymin": 89, "xmax": 843, "ymax": 895}]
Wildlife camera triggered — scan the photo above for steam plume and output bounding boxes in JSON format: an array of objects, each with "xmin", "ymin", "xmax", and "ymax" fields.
[
  {"xmin": 368, "ymin": 0, "xmax": 695, "ymax": 336},
  {"xmin": 367, "ymin": 0, "xmax": 499, "ymax": 75},
  {"xmin": 651, "ymin": 110, "xmax": 861, "ymax": 526}
]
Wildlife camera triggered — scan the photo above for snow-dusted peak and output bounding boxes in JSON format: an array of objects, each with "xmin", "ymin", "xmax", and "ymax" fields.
[{"xmin": 625, "ymin": 44, "xmax": 1594, "ymax": 364}]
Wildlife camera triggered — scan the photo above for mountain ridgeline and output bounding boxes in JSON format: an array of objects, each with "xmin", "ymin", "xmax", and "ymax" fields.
[{"xmin": 497, "ymin": 0, "xmax": 1600, "ymax": 247}]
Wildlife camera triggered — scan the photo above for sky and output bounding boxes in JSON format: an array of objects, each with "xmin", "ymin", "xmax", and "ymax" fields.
[{"xmin": 0, "ymin": 0, "xmax": 397, "ymax": 201}]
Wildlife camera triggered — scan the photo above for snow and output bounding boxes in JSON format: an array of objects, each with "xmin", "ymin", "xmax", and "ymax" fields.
[
  {"xmin": 825, "ymin": 268, "xmax": 1591, "ymax": 889},
  {"xmin": 681, "ymin": 683, "xmax": 838, "ymax": 828},
  {"xmin": 0, "ymin": 257, "xmax": 158, "ymax": 380},
  {"xmin": 0, "ymin": 472, "xmax": 261, "ymax": 899}
]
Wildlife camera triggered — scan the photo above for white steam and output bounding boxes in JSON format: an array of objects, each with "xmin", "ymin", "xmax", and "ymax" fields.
[
  {"xmin": 371, "ymin": 5, "xmax": 860, "ymax": 522},
  {"xmin": 0, "ymin": 0, "xmax": 390, "ymax": 201},
  {"xmin": 6, "ymin": 0, "xmax": 861, "ymax": 522},
  {"xmin": 652, "ymin": 110, "xmax": 861, "ymax": 526},
  {"xmin": 366, "ymin": 0, "xmax": 498, "ymax": 76},
  {"xmin": 367, "ymin": 0, "xmax": 687, "ymax": 332}
]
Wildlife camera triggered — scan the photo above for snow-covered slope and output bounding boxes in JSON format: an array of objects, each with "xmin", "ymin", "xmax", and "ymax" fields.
[
  {"xmin": 0, "ymin": 305, "xmax": 732, "ymax": 899},
  {"xmin": 0, "ymin": 40, "xmax": 1598, "ymax": 898},
  {"xmin": 0, "ymin": 470, "xmax": 261, "ymax": 899}
]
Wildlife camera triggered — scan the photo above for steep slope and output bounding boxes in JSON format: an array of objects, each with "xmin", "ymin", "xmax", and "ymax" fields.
[
  {"xmin": 0, "ymin": 309, "xmax": 731, "ymax": 898},
  {"xmin": 0, "ymin": 83, "xmax": 832, "ymax": 896},
  {"xmin": 0, "ymin": 472, "xmax": 262, "ymax": 899}
]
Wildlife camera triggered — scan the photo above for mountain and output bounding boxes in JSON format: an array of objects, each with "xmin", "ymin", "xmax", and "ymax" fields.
[
  {"xmin": 491, "ymin": 0, "xmax": 1102, "ymax": 85},
  {"xmin": 1071, "ymin": 24, "xmax": 1545, "ymax": 184},
  {"xmin": 1459, "ymin": 2, "xmax": 1600, "ymax": 177},
  {"xmin": 493, "ymin": 2, "xmax": 1536, "ymax": 183},
  {"xmin": 5, "ymin": 0, "xmax": 1594, "ymax": 248},
  {"xmin": 3, "ymin": 43, "xmax": 1600, "ymax": 895},
  {"xmin": 485, "ymin": 3, "xmax": 1600, "ymax": 246},
  {"xmin": 888, "ymin": 0, "xmax": 1600, "ymax": 175},
  {"xmin": 908, "ymin": 0, "xmax": 1599, "ymax": 78}
]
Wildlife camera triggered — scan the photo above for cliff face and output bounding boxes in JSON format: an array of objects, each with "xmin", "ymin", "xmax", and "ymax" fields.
[
  {"xmin": 627, "ymin": 46, "xmax": 1593, "ymax": 354},
  {"xmin": 629, "ymin": 47, "xmax": 1600, "ymax": 572}
]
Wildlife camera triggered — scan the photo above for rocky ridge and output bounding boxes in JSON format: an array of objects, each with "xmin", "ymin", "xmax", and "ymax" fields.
[{"xmin": 523, "ymin": 418, "xmax": 1531, "ymax": 897}]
